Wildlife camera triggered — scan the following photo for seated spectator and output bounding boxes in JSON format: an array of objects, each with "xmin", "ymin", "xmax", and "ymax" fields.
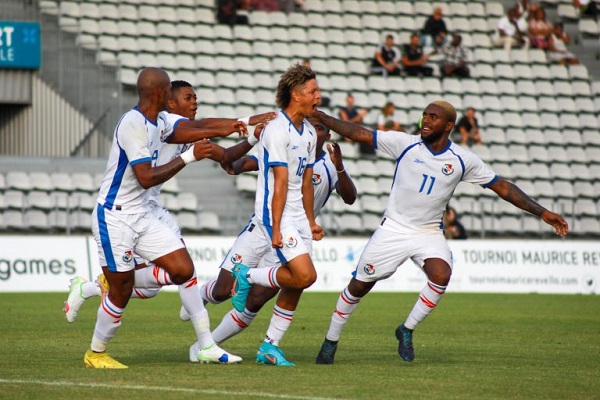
[
  {"xmin": 440, "ymin": 34, "xmax": 470, "ymax": 78},
  {"xmin": 528, "ymin": 7, "xmax": 553, "ymax": 49},
  {"xmin": 377, "ymin": 102, "xmax": 404, "ymax": 131},
  {"xmin": 252, "ymin": 0, "xmax": 280, "ymax": 11},
  {"xmin": 371, "ymin": 34, "xmax": 402, "ymax": 77},
  {"xmin": 339, "ymin": 93, "xmax": 367, "ymax": 124},
  {"xmin": 493, "ymin": 6, "xmax": 530, "ymax": 53},
  {"xmin": 217, "ymin": 0, "xmax": 249, "ymax": 25},
  {"xmin": 421, "ymin": 7, "xmax": 448, "ymax": 48},
  {"xmin": 548, "ymin": 23, "xmax": 580, "ymax": 65},
  {"xmin": 455, "ymin": 107, "xmax": 482, "ymax": 146},
  {"xmin": 402, "ymin": 33, "xmax": 434, "ymax": 77},
  {"xmin": 443, "ymin": 206, "xmax": 467, "ymax": 240},
  {"xmin": 573, "ymin": 0, "xmax": 599, "ymax": 19}
]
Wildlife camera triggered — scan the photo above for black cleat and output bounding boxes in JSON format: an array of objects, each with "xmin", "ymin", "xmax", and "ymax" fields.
[
  {"xmin": 395, "ymin": 324, "xmax": 415, "ymax": 362},
  {"xmin": 315, "ymin": 338, "xmax": 338, "ymax": 364}
]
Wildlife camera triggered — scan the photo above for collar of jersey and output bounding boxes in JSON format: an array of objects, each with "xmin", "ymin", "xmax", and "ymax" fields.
[
  {"xmin": 281, "ymin": 110, "xmax": 304, "ymax": 135},
  {"xmin": 132, "ymin": 106, "xmax": 158, "ymax": 127},
  {"xmin": 422, "ymin": 139, "xmax": 452, "ymax": 156}
]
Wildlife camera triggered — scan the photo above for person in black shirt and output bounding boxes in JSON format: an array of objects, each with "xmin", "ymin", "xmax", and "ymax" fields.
[
  {"xmin": 371, "ymin": 34, "xmax": 402, "ymax": 76},
  {"xmin": 402, "ymin": 33, "xmax": 434, "ymax": 77},
  {"xmin": 421, "ymin": 7, "xmax": 448, "ymax": 48},
  {"xmin": 454, "ymin": 107, "xmax": 482, "ymax": 146},
  {"xmin": 444, "ymin": 206, "xmax": 467, "ymax": 240}
]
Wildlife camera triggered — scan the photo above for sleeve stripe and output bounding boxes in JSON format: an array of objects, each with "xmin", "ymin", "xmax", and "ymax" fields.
[{"xmin": 130, "ymin": 157, "xmax": 152, "ymax": 166}]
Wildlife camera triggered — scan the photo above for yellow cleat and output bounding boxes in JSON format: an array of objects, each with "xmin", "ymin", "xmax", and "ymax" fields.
[
  {"xmin": 95, "ymin": 274, "xmax": 109, "ymax": 299},
  {"xmin": 84, "ymin": 349, "xmax": 128, "ymax": 369}
]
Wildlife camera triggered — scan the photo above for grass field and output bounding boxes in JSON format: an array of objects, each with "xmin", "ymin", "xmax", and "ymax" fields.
[{"xmin": 0, "ymin": 291, "xmax": 599, "ymax": 400}]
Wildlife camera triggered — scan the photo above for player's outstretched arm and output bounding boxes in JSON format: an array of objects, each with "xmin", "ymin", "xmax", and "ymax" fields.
[
  {"xmin": 312, "ymin": 110, "xmax": 374, "ymax": 146},
  {"xmin": 132, "ymin": 141, "xmax": 211, "ymax": 189},
  {"xmin": 221, "ymin": 156, "xmax": 259, "ymax": 175},
  {"xmin": 489, "ymin": 178, "xmax": 569, "ymax": 237},
  {"xmin": 168, "ymin": 119, "xmax": 248, "ymax": 143},
  {"xmin": 327, "ymin": 141, "xmax": 357, "ymax": 205}
]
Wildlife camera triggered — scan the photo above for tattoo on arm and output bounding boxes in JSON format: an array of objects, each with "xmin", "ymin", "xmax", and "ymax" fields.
[
  {"xmin": 497, "ymin": 180, "xmax": 545, "ymax": 217},
  {"xmin": 320, "ymin": 113, "xmax": 373, "ymax": 145}
]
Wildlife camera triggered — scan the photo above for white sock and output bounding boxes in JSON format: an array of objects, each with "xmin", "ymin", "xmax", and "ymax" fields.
[
  {"xmin": 134, "ymin": 265, "xmax": 173, "ymax": 288},
  {"xmin": 404, "ymin": 280, "xmax": 447, "ymax": 330},
  {"xmin": 212, "ymin": 308, "xmax": 257, "ymax": 344},
  {"xmin": 264, "ymin": 305, "xmax": 294, "ymax": 346},
  {"xmin": 325, "ymin": 287, "xmax": 361, "ymax": 342},
  {"xmin": 178, "ymin": 275, "xmax": 214, "ymax": 348},
  {"xmin": 200, "ymin": 279, "xmax": 220, "ymax": 305},
  {"xmin": 82, "ymin": 281, "xmax": 101, "ymax": 298},
  {"xmin": 90, "ymin": 297, "xmax": 124, "ymax": 352},
  {"xmin": 248, "ymin": 267, "xmax": 280, "ymax": 288},
  {"xmin": 131, "ymin": 288, "xmax": 160, "ymax": 299}
]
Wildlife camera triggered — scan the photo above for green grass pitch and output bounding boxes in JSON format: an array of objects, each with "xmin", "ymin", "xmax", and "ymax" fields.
[{"xmin": 0, "ymin": 292, "xmax": 599, "ymax": 400}]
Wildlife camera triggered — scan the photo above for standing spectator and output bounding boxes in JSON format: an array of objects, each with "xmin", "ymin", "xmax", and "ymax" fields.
[
  {"xmin": 548, "ymin": 23, "xmax": 579, "ymax": 65},
  {"xmin": 440, "ymin": 34, "xmax": 470, "ymax": 78},
  {"xmin": 573, "ymin": 0, "xmax": 599, "ymax": 19},
  {"xmin": 493, "ymin": 7, "xmax": 530, "ymax": 53},
  {"xmin": 217, "ymin": 0, "xmax": 249, "ymax": 25},
  {"xmin": 402, "ymin": 33, "xmax": 434, "ymax": 77},
  {"xmin": 371, "ymin": 34, "xmax": 402, "ymax": 76},
  {"xmin": 443, "ymin": 206, "xmax": 467, "ymax": 240},
  {"xmin": 377, "ymin": 102, "xmax": 403, "ymax": 132},
  {"xmin": 455, "ymin": 107, "xmax": 482, "ymax": 146},
  {"xmin": 528, "ymin": 7, "xmax": 553, "ymax": 49},
  {"xmin": 421, "ymin": 7, "xmax": 448, "ymax": 48}
]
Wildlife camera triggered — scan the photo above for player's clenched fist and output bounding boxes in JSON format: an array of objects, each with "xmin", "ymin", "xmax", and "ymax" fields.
[{"xmin": 193, "ymin": 139, "xmax": 213, "ymax": 160}]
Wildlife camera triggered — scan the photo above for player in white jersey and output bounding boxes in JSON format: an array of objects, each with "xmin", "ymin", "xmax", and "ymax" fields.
[
  {"xmin": 181, "ymin": 117, "xmax": 356, "ymax": 355},
  {"xmin": 311, "ymin": 100, "xmax": 569, "ymax": 364},
  {"xmin": 82, "ymin": 68, "xmax": 250, "ymax": 369}
]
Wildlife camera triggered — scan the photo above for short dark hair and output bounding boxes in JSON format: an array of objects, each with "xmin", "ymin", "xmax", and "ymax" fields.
[
  {"xmin": 171, "ymin": 80, "xmax": 192, "ymax": 91},
  {"xmin": 276, "ymin": 64, "xmax": 316, "ymax": 109}
]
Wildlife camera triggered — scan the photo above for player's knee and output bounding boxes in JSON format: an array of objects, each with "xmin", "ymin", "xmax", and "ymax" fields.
[
  {"xmin": 169, "ymin": 269, "xmax": 194, "ymax": 285},
  {"xmin": 295, "ymin": 269, "xmax": 317, "ymax": 289},
  {"xmin": 212, "ymin": 284, "xmax": 231, "ymax": 302},
  {"xmin": 430, "ymin": 269, "xmax": 452, "ymax": 286}
]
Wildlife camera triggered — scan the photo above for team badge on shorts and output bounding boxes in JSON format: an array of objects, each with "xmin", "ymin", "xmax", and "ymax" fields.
[
  {"xmin": 122, "ymin": 250, "xmax": 133, "ymax": 263},
  {"xmin": 231, "ymin": 254, "xmax": 243, "ymax": 264},
  {"xmin": 442, "ymin": 163, "xmax": 454, "ymax": 175},
  {"xmin": 363, "ymin": 263, "xmax": 375, "ymax": 275},
  {"xmin": 286, "ymin": 236, "xmax": 298, "ymax": 248},
  {"xmin": 312, "ymin": 173, "xmax": 322, "ymax": 185}
]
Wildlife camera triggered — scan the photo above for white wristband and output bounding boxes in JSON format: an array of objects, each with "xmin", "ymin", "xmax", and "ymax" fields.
[
  {"xmin": 247, "ymin": 125, "xmax": 259, "ymax": 145},
  {"xmin": 180, "ymin": 145, "xmax": 197, "ymax": 165},
  {"xmin": 237, "ymin": 116, "xmax": 250, "ymax": 125}
]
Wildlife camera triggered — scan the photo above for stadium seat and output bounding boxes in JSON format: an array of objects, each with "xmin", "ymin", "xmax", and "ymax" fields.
[
  {"xmin": 529, "ymin": 162, "xmax": 551, "ymax": 180},
  {"xmin": 198, "ymin": 211, "xmax": 221, "ymax": 233},
  {"xmin": 338, "ymin": 213, "xmax": 364, "ymax": 235},
  {"xmin": 3, "ymin": 210, "xmax": 25, "ymax": 231}
]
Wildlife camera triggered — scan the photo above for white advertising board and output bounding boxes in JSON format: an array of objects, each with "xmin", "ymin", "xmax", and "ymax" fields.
[{"xmin": 1, "ymin": 236, "xmax": 598, "ymax": 294}]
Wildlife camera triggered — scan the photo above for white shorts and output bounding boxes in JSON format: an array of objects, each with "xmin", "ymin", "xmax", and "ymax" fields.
[
  {"xmin": 353, "ymin": 226, "xmax": 452, "ymax": 283},
  {"xmin": 219, "ymin": 216, "xmax": 311, "ymax": 271},
  {"xmin": 132, "ymin": 203, "xmax": 183, "ymax": 266},
  {"xmin": 92, "ymin": 204, "xmax": 185, "ymax": 272}
]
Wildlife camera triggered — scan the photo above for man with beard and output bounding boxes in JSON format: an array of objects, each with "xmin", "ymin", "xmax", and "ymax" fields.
[{"xmin": 311, "ymin": 100, "xmax": 569, "ymax": 364}]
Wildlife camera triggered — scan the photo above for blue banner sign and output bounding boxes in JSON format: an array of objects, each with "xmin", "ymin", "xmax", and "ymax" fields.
[{"xmin": 0, "ymin": 21, "xmax": 41, "ymax": 69}]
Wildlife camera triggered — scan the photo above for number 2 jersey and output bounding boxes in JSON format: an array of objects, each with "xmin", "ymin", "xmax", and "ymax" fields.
[
  {"xmin": 374, "ymin": 129, "xmax": 497, "ymax": 234},
  {"xmin": 254, "ymin": 111, "xmax": 317, "ymax": 227}
]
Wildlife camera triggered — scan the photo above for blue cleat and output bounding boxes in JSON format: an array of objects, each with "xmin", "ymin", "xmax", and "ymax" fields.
[
  {"xmin": 231, "ymin": 264, "xmax": 251, "ymax": 312},
  {"xmin": 395, "ymin": 324, "xmax": 415, "ymax": 362},
  {"xmin": 256, "ymin": 342, "xmax": 296, "ymax": 367}
]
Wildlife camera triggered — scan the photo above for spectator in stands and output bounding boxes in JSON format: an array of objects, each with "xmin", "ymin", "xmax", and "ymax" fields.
[
  {"xmin": 377, "ymin": 102, "xmax": 403, "ymax": 132},
  {"xmin": 455, "ymin": 107, "xmax": 482, "ymax": 146},
  {"xmin": 443, "ymin": 206, "xmax": 467, "ymax": 240},
  {"xmin": 402, "ymin": 33, "xmax": 434, "ymax": 77},
  {"xmin": 371, "ymin": 34, "xmax": 402, "ymax": 77},
  {"xmin": 548, "ymin": 22, "xmax": 580, "ymax": 65},
  {"xmin": 493, "ymin": 6, "xmax": 530, "ymax": 53},
  {"xmin": 573, "ymin": 0, "xmax": 599, "ymax": 19},
  {"xmin": 251, "ymin": 0, "xmax": 280, "ymax": 11},
  {"xmin": 528, "ymin": 7, "xmax": 553, "ymax": 49},
  {"xmin": 421, "ymin": 7, "xmax": 448, "ymax": 48},
  {"xmin": 339, "ymin": 93, "xmax": 374, "ymax": 156},
  {"xmin": 217, "ymin": 0, "xmax": 249, "ymax": 25},
  {"xmin": 440, "ymin": 34, "xmax": 470, "ymax": 78}
]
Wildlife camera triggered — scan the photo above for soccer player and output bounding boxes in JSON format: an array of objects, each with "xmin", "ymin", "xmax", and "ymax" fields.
[
  {"xmin": 81, "ymin": 68, "xmax": 249, "ymax": 369},
  {"xmin": 65, "ymin": 81, "xmax": 273, "ymax": 316},
  {"xmin": 209, "ymin": 64, "xmax": 324, "ymax": 366},
  {"xmin": 182, "ymin": 116, "xmax": 357, "ymax": 356},
  {"xmin": 311, "ymin": 100, "xmax": 569, "ymax": 364}
]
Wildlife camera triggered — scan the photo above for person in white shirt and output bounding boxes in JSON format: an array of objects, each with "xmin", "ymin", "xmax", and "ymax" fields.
[
  {"xmin": 493, "ymin": 7, "xmax": 530, "ymax": 53},
  {"xmin": 312, "ymin": 100, "xmax": 569, "ymax": 364},
  {"xmin": 80, "ymin": 69, "xmax": 250, "ymax": 369}
]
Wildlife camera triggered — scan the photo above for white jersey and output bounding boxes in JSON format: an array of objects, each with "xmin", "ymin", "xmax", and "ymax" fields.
[
  {"xmin": 96, "ymin": 107, "xmax": 166, "ymax": 214},
  {"xmin": 254, "ymin": 111, "xmax": 316, "ymax": 227},
  {"xmin": 374, "ymin": 130, "xmax": 497, "ymax": 233},
  {"xmin": 147, "ymin": 111, "xmax": 190, "ymax": 205},
  {"xmin": 312, "ymin": 150, "xmax": 339, "ymax": 217}
]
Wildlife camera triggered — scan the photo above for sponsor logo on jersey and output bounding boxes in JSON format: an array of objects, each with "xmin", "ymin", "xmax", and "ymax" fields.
[
  {"xmin": 286, "ymin": 236, "xmax": 298, "ymax": 248},
  {"xmin": 312, "ymin": 173, "xmax": 322, "ymax": 185},
  {"xmin": 231, "ymin": 254, "xmax": 243, "ymax": 264},
  {"xmin": 363, "ymin": 263, "xmax": 375, "ymax": 275},
  {"xmin": 442, "ymin": 163, "xmax": 454, "ymax": 175},
  {"xmin": 414, "ymin": 158, "xmax": 425, "ymax": 164},
  {"xmin": 122, "ymin": 250, "xmax": 133, "ymax": 263},
  {"xmin": 291, "ymin": 145, "xmax": 299, "ymax": 150}
]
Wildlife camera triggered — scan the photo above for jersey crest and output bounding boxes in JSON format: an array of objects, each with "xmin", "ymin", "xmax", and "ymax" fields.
[
  {"xmin": 312, "ymin": 173, "xmax": 322, "ymax": 185},
  {"xmin": 442, "ymin": 163, "xmax": 454, "ymax": 175}
]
